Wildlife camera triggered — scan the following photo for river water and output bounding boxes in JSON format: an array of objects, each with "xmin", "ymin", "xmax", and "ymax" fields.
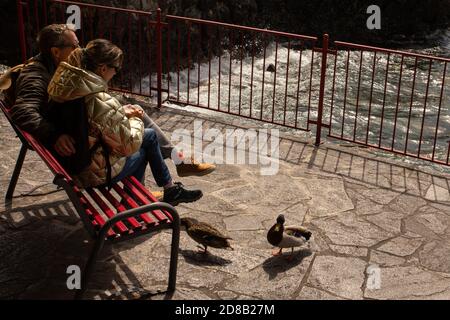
[{"xmin": 141, "ymin": 29, "xmax": 450, "ymax": 171}]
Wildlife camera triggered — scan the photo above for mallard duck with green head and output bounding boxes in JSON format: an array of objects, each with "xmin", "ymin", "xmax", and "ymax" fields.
[
  {"xmin": 181, "ymin": 217, "xmax": 233, "ymax": 254},
  {"xmin": 267, "ymin": 214, "xmax": 312, "ymax": 259}
]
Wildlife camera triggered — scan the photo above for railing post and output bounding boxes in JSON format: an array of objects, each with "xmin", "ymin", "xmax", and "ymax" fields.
[
  {"xmin": 17, "ymin": 0, "xmax": 27, "ymax": 63},
  {"xmin": 156, "ymin": 8, "xmax": 163, "ymax": 109},
  {"xmin": 43, "ymin": 0, "xmax": 48, "ymax": 26},
  {"xmin": 315, "ymin": 33, "xmax": 329, "ymax": 146}
]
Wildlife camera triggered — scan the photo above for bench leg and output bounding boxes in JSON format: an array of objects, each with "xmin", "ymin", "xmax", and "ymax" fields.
[
  {"xmin": 6, "ymin": 144, "xmax": 28, "ymax": 200},
  {"xmin": 74, "ymin": 236, "xmax": 107, "ymax": 300},
  {"xmin": 75, "ymin": 202, "xmax": 181, "ymax": 299},
  {"xmin": 168, "ymin": 223, "xmax": 180, "ymax": 292},
  {"xmin": 75, "ymin": 227, "xmax": 180, "ymax": 299},
  {"xmin": 75, "ymin": 229, "xmax": 180, "ymax": 299}
]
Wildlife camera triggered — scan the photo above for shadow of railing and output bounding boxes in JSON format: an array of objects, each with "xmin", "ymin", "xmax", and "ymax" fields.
[
  {"xmin": 144, "ymin": 104, "xmax": 450, "ymax": 204},
  {"xmin": 306, "ymin": 143, "xmax": 450, "ymax": 203}
]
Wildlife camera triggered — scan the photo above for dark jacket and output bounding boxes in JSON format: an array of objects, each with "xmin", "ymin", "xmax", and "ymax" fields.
[{"xmin": 10, "ymin": 53, "xmax": 58, "ymax": 146}]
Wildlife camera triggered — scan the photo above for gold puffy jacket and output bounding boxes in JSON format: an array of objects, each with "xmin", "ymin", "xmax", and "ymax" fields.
[{"xmin": 48, "ymin": 62, "xmax": 143, "ymax": 187}]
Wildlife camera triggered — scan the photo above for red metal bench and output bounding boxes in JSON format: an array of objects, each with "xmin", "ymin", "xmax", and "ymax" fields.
[{"xmin": 0, "ymin": 99, "xmax": 180, "ymax": 299}]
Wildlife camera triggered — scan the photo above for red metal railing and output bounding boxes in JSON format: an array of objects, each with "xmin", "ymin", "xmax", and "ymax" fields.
[
  {"xmin": 164, "ymin": 15, "xmax": 319, "ymax": 132},
  {"xmin": 326, "ymin": 41, "xmax": 450, "ymax": 165},
  {"xmin": 14, "ymin": 0, "xmax": 450, "ymax": 167}
]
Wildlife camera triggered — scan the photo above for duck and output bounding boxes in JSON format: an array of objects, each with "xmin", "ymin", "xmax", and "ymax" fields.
[
  {"xmin": 267, "ymin": 214, "xmax": 312, "ymax": 259},
  {"xmin": 181, "ymin": 217, "xmax": 233, "ymax": 254}
]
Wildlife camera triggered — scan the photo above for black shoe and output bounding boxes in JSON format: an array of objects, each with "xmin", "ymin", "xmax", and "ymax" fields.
[{"xmin": 163, "ymin": 182, "xmax": 203, "ymax": 206}]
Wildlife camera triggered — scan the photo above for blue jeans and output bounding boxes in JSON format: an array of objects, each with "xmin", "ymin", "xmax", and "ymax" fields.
[{"xmin": 112, "ymin": 128, "xmax": 172, "ymax": 187}]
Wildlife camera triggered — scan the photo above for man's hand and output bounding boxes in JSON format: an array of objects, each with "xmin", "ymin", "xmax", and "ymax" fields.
[
  {"xmin": 123, "ymin": 104, "xmax": 144, "ymax": 119},
  {"xmin": 54, "ymin": 134, "xmax": 76, "ymax": 157}
]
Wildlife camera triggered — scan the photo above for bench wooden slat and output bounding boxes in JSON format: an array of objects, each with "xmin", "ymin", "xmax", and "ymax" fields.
[
  {"xmin": 112, "ymin": 183, "xmax": 157, "ymax": 227},
  {"xmin": 120, "ymin": 179, "xmax": 155, "ymax": 225},
  {"xmin": 78, "ymin": 193, "xmax": 116, "ymax": 238},
  {"xmin": 86, "ymin": 188, "xmax": 130, "ymax": 234},
  {"xmin": 122, "ymin": 178, "xmax": 168, "ymax": 223},
  {"xmin": 97, "ymin": 186, "xmax": 143, "ymax": 231},
  {"xmin": 127, "ymin": 176, "xmax": 173, "ymax": 221}
]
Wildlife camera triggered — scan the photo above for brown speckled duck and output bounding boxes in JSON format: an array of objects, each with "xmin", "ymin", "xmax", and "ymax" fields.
[
  {"xmin": 267, "ymin": 214, "xmax": 312, "ymax": 259},
  {"xmin": 181, "ymin": 217, "xmax": 233, "ymax": 254}
]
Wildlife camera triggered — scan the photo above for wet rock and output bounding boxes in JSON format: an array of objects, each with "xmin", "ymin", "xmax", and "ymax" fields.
[{"xmin": 266, "ymin": 64, "xmax": 276, "ymax": 73}]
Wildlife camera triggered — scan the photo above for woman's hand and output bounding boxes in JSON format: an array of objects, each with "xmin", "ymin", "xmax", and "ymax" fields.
[{"xmin": 123, "ymin": 104, "xmax": 144, "ymax": 119}]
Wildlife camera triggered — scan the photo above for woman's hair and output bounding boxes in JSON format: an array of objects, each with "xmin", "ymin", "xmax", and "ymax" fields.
[{"xmin": 67, "ymin": 39, "xmax": 123, "ymax": 72}]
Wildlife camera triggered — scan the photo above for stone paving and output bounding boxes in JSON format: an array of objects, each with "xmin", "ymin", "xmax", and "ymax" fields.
[{"xmin": 1, "ymin": 98, "xmax": 450, "ymax": 300}]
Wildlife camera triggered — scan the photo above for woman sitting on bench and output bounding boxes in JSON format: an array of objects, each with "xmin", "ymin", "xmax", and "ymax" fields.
[{"xmin": 47, "ymin": 39, "xmax": 202, "ymax": 206}]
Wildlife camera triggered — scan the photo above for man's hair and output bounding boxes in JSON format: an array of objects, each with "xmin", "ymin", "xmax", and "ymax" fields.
[{"xmin": 37, "ymin": 24, "xmax": 76, "ymax": 56}]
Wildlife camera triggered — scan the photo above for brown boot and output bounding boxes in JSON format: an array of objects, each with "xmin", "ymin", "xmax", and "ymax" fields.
[
  {"xmin": 150, "ymin": 190, "xmax": 164, "ymax": 201},
  {"xmin": 176, "ymin": 157, "xmax": 216, "ymax": 177}
]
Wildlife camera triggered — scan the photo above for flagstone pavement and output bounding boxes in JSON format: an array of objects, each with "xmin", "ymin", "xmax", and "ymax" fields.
[{"xmin": 1, "ymin": 97, "xmax": 450, "ymax": 300}]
